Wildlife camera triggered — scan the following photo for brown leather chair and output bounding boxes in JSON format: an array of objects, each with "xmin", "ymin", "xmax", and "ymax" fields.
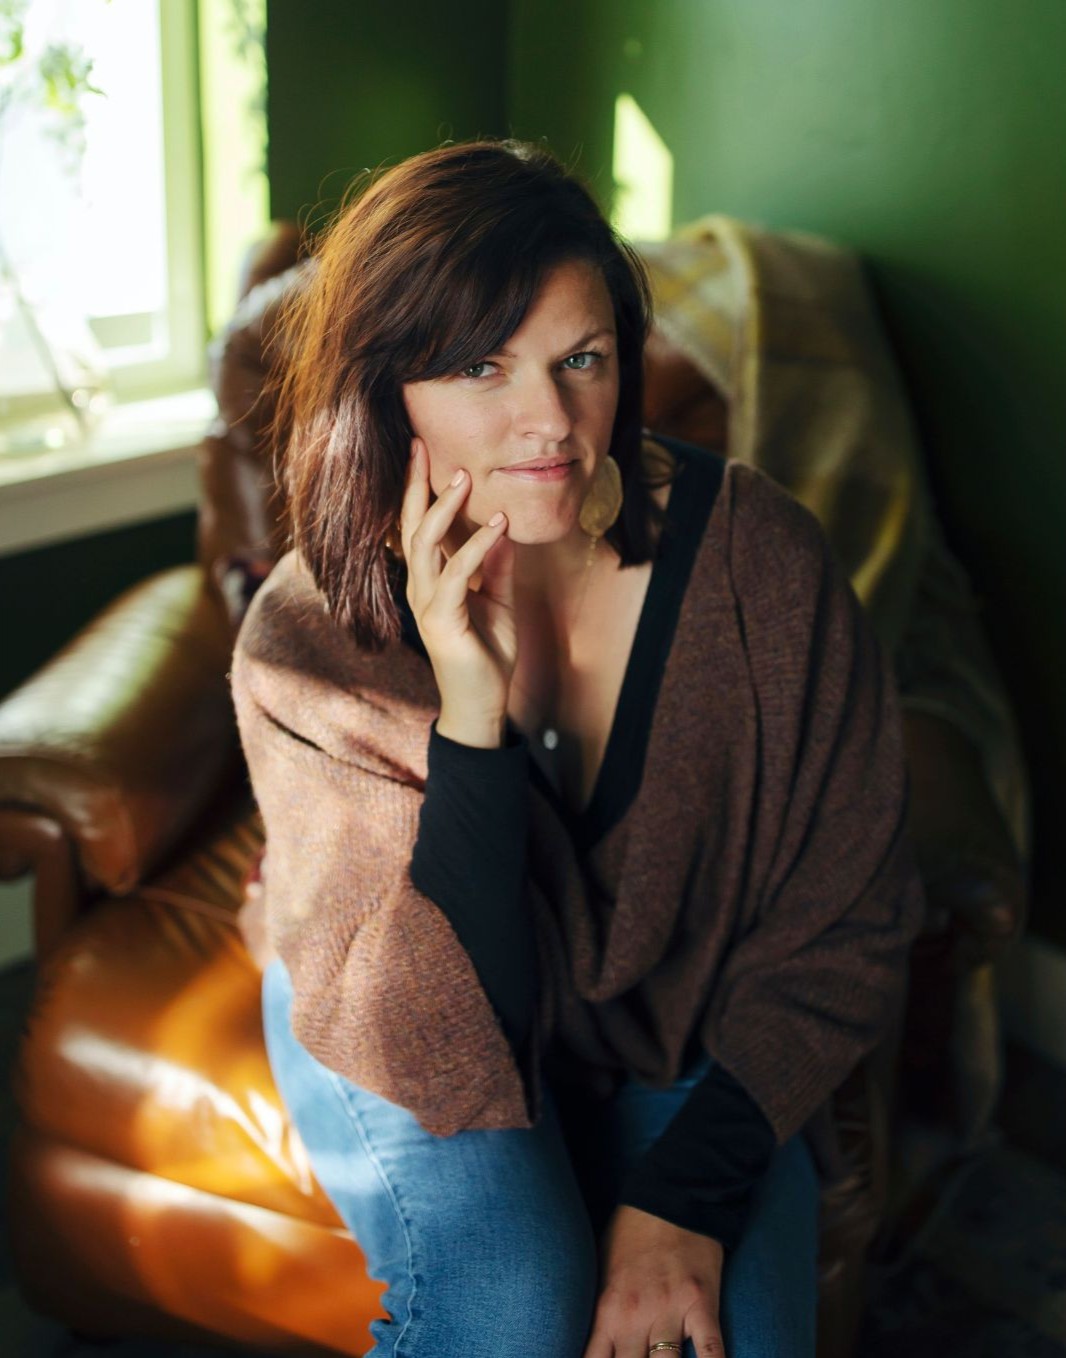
[{"xmin": 0, "ymin": 225, "xmax": 1026, "ymax": 1358}]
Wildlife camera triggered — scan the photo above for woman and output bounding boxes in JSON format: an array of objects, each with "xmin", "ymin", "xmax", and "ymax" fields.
[{"xmin": 232, "ymin": 138, "xmax": 925, "ymax": 1358}]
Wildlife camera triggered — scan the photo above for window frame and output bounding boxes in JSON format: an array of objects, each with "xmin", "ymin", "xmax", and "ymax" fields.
[
  {"xmin": 102, "ymin": 0, "xmax": 207, "ymax": 402},
  {"xmin": 0, "ymin": 0, "xmax": 207, "ymax": 427}
]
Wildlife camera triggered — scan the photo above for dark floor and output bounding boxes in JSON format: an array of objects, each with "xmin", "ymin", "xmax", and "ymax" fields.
[{"xmin": 2, "ymin": 957, "xmax": 1065, "ymax": 1357}]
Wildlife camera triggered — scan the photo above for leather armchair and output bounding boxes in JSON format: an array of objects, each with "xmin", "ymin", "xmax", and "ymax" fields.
[{"xmin": 0, "ymin": 224, "xmax": 1027, "ymax": 1358}]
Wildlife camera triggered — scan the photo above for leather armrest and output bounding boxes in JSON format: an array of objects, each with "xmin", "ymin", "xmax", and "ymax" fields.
[{"xmin": 0, "ymin": 565, "xmax": 240, "ymax": 896}]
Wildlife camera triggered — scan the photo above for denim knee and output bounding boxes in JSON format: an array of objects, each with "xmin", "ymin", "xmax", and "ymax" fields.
[
  {"xmin": 354, "ymin": 1158, "xmax": 601, "ymax": 1358},
  {"xmin": 264, "ymin": 959, "xmax": 603, "ymax": 1358},
  {"xmin": 405, "ymin": 1204, "xmax": 600, "ymax": 1358}
]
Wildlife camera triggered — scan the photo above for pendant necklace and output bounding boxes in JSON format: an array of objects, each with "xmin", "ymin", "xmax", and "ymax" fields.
[{"xmin": 512, "ymin": 531, "xmax": 602, "ymax": 758}]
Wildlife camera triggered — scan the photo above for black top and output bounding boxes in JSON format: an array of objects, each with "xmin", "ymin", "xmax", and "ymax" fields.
[{"xmin": 400, "ymin": 434, "xmax": 776, "ymax": 1252}]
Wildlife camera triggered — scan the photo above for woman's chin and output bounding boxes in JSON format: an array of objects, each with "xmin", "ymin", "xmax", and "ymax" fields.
[
  {"xmin": 511, "ymin": 495, "xmax": 587, "ymax": 541},
  {"xmin": 500, "ymin": 515, "xmax": 580, "ymax": 547},
  {"xmin": 461, "ymin": 484, "xmax": 589, "ymax": 547}
]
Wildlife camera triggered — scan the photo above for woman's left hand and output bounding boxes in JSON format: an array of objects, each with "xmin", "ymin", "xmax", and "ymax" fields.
[{"xmin": 582, "ymin": 1204, "xmax": 727, "ymax": 1357}]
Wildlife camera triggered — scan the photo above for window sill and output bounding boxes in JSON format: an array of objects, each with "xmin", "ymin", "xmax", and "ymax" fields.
[{"xmin": 0, "ymin": 387, "xmax": 215, "ymax": 559}]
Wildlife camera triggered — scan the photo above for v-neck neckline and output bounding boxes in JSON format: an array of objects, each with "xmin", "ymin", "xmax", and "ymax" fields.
[
  {"xmin": 394, "ymin": 435, "xmax": 727, "ymax": 850},
  {"xmin": 518, "ymin": 437, "xmax": 723, "ymax": 848}
]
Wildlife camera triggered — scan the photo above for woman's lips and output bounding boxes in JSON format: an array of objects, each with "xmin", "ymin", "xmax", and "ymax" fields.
[{"xmin": 497, "ymin": 460, "xmax": 576, "ymax": 483}]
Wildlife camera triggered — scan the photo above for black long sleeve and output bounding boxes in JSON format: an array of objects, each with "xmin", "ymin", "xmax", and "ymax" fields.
[
  {"xmin": 615, "ymin": 1060, "xmax": 776, "ymax": 1250},
  {"xmin": 409, "ymin": 720, "xmax": 538, "ymax": 1054}
]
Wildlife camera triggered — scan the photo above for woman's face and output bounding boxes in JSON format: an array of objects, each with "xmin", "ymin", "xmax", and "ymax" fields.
[{"xmin": 401, "ymin": 257, "xmax": 620, "ymax": 547}]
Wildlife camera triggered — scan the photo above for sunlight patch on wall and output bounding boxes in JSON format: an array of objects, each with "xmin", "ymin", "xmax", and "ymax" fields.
[{"xmin": 611, "ymin": 92, "xmax": 673, "ymax": 241}]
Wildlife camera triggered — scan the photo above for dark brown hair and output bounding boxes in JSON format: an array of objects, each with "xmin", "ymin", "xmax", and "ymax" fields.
[{"xmin": 274, "ymin": 137, "xmax": 669, "ymax": 650}]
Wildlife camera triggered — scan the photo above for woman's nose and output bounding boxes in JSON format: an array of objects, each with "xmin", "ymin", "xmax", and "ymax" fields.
[{"xmin": 513, "ymin": 372, "xmax": 573, "ymax": 443}]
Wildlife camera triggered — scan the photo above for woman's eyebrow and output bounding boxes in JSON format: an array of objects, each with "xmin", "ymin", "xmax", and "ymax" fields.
[{"xmin": 491, "ymin": 326, "xmax": 615, "ymax": 361}]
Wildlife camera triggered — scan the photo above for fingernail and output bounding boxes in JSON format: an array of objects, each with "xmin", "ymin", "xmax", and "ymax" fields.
[
  {"xmin": 488, "ymin": 511, "xmax": 505, "ymax": 527},
  {"xmin": 450, "ymin": 468, "xmax": 466, "ymax": 487}
]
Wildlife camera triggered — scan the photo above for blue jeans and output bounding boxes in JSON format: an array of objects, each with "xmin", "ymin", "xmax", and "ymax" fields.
[{"xmin": 262, "ymin": 958, "xmax": 819, "ymax": 1358}]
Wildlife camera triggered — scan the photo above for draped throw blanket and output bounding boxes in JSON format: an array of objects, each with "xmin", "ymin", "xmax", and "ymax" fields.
[{"xmin": 637, "ymin": 215, "xmax": 1030, "ymax": 863}]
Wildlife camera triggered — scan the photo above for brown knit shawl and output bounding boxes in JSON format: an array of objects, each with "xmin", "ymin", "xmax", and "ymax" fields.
[{"xmin": 231, "ymin": 458, "xmax": 925, "ymax": 1146}]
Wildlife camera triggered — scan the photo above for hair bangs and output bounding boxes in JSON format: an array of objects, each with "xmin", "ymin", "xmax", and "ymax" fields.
[{"xmin": 400, "ymin": 251, "xmax": 542, "ymax": 384}]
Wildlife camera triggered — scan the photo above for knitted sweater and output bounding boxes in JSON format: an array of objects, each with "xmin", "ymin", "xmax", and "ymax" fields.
[{"xmin": 231, "ymin": 452, "xmax": 925, "ymax": 1166}]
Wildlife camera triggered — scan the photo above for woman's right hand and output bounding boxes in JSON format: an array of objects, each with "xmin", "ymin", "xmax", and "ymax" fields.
[{"xmin": 400, "ymin": 436, "xmax": 517, "ymax": 748}]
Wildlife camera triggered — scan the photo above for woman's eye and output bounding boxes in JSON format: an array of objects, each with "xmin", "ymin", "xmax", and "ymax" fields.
[
  {"xmin": 561, "ymin": 350, "xmax": 605, "ymax": 371},
  {"xmin": 456, "ymin": 353, "xmax": 602, "ymax": 380}
]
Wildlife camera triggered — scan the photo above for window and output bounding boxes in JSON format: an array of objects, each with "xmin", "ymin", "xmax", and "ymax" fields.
[
  {"xmin": 0, "ymin": 0, "xmax": 206, "ymax": 434},
  {"xmin": 0, "ymin": 0, "xmax": 267, "ymax": 460}
]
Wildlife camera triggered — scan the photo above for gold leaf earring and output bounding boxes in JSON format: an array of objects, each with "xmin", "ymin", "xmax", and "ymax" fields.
[
  {"xmin": 578, "ymin": 453, "xmax": 623, "ymax": 539},
  {"xmin": 383, "ymin": 523, "xmax": 404, "ymax": 561}
]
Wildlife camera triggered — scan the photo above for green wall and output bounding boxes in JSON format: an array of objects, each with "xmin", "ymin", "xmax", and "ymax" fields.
[
  {"xmin": 505, "ymin": 0, "xmax": 1066, "ymax": 944},
  {"xmin": 265, "ymin": 0, "xmax": 509, "ymax": 226}
]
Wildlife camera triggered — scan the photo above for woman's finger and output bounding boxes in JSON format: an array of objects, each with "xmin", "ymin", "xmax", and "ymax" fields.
[
  {"xmin": 405, "ymin": 458, "xmax": 473, "ymax": 610},
  {"xmin": 422, "ymin": 513, "xmax": 509, "ymax": 624},
  {"xmin": 475, "ymin": 515, "xmax": 515, "ymax": 603},
  {"xmin": 579, "ymin": 1323, "xmax": 614, "ymax": 1358},
  {"xmin": 685, "ymin": 1305, "xmax": 727, "ymax": 1357},
  {"xmin": 399, "ymin": 437, "xmax": 429, "ymax": 563}
]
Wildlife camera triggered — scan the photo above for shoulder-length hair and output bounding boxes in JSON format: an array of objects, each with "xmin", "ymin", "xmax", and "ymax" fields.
[{"xmin": 273, "ymin": 136, "xmax": 667, "ymax": 651}]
